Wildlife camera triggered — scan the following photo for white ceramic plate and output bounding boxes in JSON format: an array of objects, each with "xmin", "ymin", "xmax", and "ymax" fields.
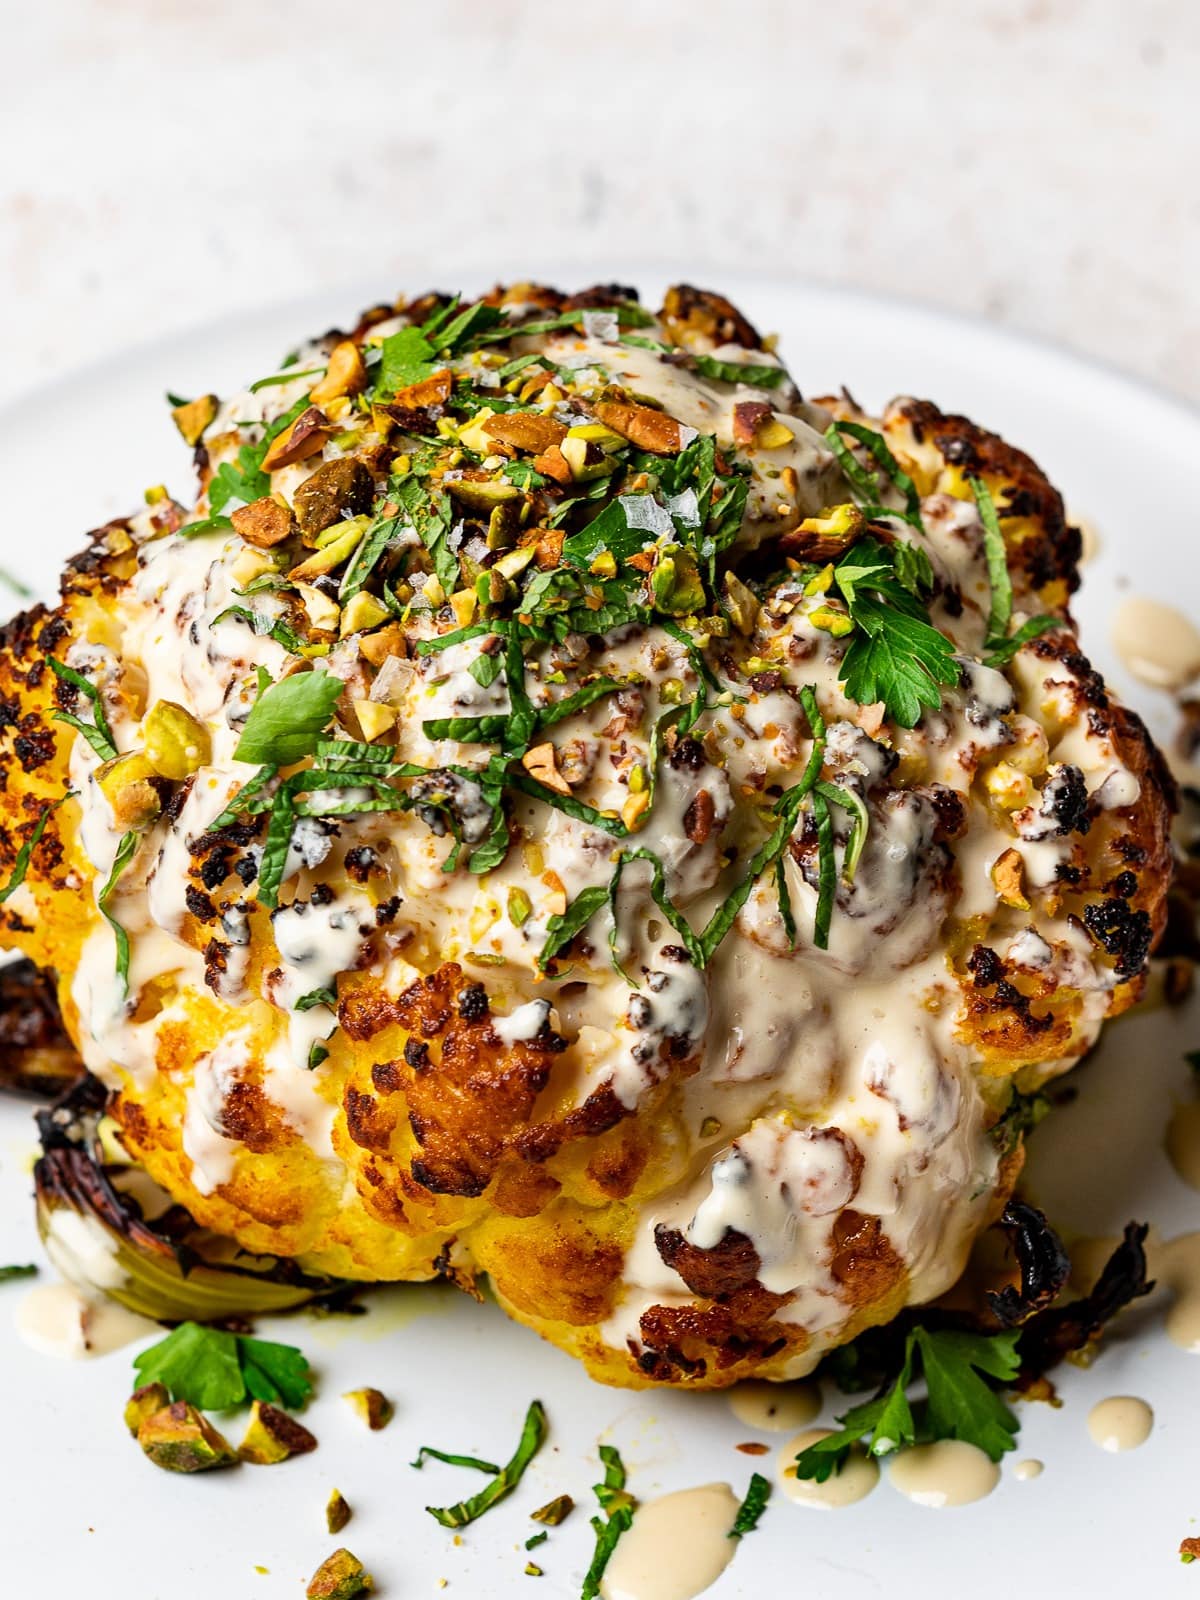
[{"xmin": 2, "ymin": 272, "xmax": 1198, "ymax": 1599}]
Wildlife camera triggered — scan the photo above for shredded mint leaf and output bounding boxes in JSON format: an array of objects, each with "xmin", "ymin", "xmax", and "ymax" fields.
[
  {"xmin": 0, "ymin": 794, "xmax": 71, "ymax": 904},
  {"xmin": 234, "ymin": 671, "xmax": 344, "ymax": 766},
  {"xmin": 968, "ymin": 475, "xmax": 1013, "ymax": 645},
  {"xmin": 411, "ymin": 1446, "xmax": 501, "ymax": 1475},
  {"xmin": 0, "ymin": 1263, "xmax": 37, "ymax": 1282},
  {"xmin": 541, "ymin": 885, "xmax": 610, "ymax": 968},
  {"xmin": 425, "ymin": 1400, "xmax": 547, "ymax": 1528},
  {"xmin": 378, "ymin": 325, "xmax": 437, "ymax": 393},
  {"xmin": 832, "ymin": 420, "xmax": 923, "ymax": 523},
  {"xmin": 982, "ymin": 613, "xmax": 1059, "ymax": 668},
  {"xmin": 692, "ymin": 355, "xmax": 786, "ymax": 388},
  {"xmin": 48, "ymin": 658, "xmax": 118, "ymax": 761},
  {"xmin": 582, "ymin": 1444, "xmax": 636, "ymax": 1600},
  {"xmin": 99, "ymin": 831, "xmax": 138, "ymax": 990},
  {"xmin": 729, "ymin": 1471, "xmax": 771, "ymax": 1537}
]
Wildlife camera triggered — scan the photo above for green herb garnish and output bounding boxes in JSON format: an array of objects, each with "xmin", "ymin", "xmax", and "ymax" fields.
[
  {"xmin": 234, "ymin": 671, "xmax": 344, "ymax": 766},
  {"xmin": 793, "ymin": 1325, "xmax": 1021, "ymax": 1482},
  {"xmin": 99, "ymin": 831, "xmax": 138, "ymax": 990},
  {"xmin": 424, "ymin": 1400, "xmax": 547, "ymax": 1529},
  {"xmin": 729, "ymin": 1471, "xmax": 771, "ymax": 1537},
  {"xmin": 48, "ymin": 658, "xmax": 118, "ymax": 760},
  {"xmin": 0, "ymin": 795, "xmax": 71, "ymax": 904},
  {"xmin": 582, "ymin": 1444, "xmax": 636, "ymax": 1600},
  {"xmin": 0, "ymin": 1263, "xmax": 37, "ymax": 1282},
  {"xmin": 133, "ymin": 1321, "xmax": 313, "ymax": 1411}
]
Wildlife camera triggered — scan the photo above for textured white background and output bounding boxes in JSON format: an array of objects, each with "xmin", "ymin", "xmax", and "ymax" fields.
[{"xmin": 4, "ymin": 0, "xmax": 1198, "ymax": 402}]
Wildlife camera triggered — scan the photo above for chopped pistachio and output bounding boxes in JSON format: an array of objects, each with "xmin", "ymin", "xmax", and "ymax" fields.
[
  {"xmin": 352, "ymin": 701, "xmax": 397, "ymax": 742},
  {"xmin": 566, "ymin": 422, "xmax": 626, "ymax": 449},
  {"xmin": 143, "ymin": 701, "xmax": 212, "ymax": 780},
  {"xmin": 231, "ymin": 495, "xmax": 295, "ymax": 549},
  {"xmin": 310, "ymin": 341, "xmax": 367, "ymax": 408},
  {"xmin": 524, "ymin": 1564, "xmax": 544, "ymax": 1578},
  {"xmin": 290, "ymin": 521, "xmax": 367, "ymax": 582},
  {"xmin": 144, "ymin": 483, "xmax": 168, "ymax": 506},
  {"xmin": 589, "ymin": 551, "xmax": 618, "ymax": 579},
  {"xmin": 359, "ymin": 624, "xmax": 408, "ymax": 667},
  {"xmin": 449, "ymin": 588, "xmax": 478, "ymax": 627},
  {"xmin": 238, "ymin": 1399, "xmax": 318, "ymax": 1465},
  {"xmin": 261, "ymin": 405, "xmax": 330, "ymax": 471},
  {"xmin": 621, "ymin": 790, "xmax": 651, "ymax": 831},
  {"xmin": 808, "ymin": 604, "xmax": 854, "ymax": 638},
  {"xmin": 305, "ymin": 1549, "xmax": 373, "ymax": 1600},
  {"xmin": 699, "ymin": 1116, "xmax": 722, "ymax": 1137},
  {"xmin": 493, "ymin": 545, "xmax": 536, "ymax": 581},
  {"xmin": 326, "ymin": 1489, "xmax": 353, "ymax": 1535},
  {"xmin": 530, "ymin": 1494, "xmax": 574, "ymax": 1526},
  {"xmin": 445, "ymin": 478, "xmax": 521, "ymax": 512},
  {"xmin": 722, "ymin": 571, "xmax": 760, "ymax": 635},
  {"xmin": 796, "ymin": 502, "xmax": 863, "ymax": 542},
  {"xmin": 559, "ymin": 435, "xmax": 610, "ymax": 481},
  {"xmin": 991, "ymin": 846, "xmax": 1031, "ymax": 910},
  {"xmin": 96, "ymin": 751, "xmax": 161, "ymax": 831},
  {"xmin": 457, "ymin": 410, "xmax": 497, "ymax": 454},
  {"xmin": 171, "ymin": 394, "xmax": 218, "ymax": 447},
  {"xmin": 650, "ymin": 550, "xmax": 705, "ymax": 616},
  {"xmin": 343, "ymin": 1387, "xmax": 394, "ymax": 1431},
  {"xmin": 340, "ymin": 592, "xmax": 390, "ymax": 638},
  {"xmin": 137, "ymin": 1402, "xmax": 236, "ymax": 1473},
  {"xmin": 231, "ymin": 547, "xmax": 276, "ymax": 587},
  {"xmin": 521, "ymin": 742, "xmax": 571, "ymax": 797},
  {"xmin": 507, "ymin": 887, "xmax": 532, "ymax": 928},
  {"xmin": 124, "ymin": 1382, "xmax": 170, "ymax": 1437},
  {"xmin": 753, "ymin": 417, "xmax": 794, "ymax": 450},
  {"xmin": 295, "ymin": 583, "xmax": 342, "ymax": 634}
]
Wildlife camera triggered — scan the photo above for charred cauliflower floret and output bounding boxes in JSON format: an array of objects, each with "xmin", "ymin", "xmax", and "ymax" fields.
[{"xmin": 0, "ymin": 282, "xmax": 1174, "ymax": 1388}]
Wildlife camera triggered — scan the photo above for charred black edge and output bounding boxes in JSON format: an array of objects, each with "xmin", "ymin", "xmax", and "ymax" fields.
[
  {"xmin": 986, "ymin": 1199, "xmax": 1071, "ymax": 1326},
  {"xmin": 34, "ymin": 1074, "xmax": 351, "ymax": 1305},
  {"xmin": 822, "ymin": 1216, "xmax": 1152, "ymax": 1398},
  {"xmin": 0, "ymin": 957, "xmax": 84, "ymax": 1098}
]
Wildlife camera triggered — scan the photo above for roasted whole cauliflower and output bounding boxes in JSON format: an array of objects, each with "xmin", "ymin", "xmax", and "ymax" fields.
[{"xmin": 0, "ymin": 282, "xmax": 1173, "ymax": 1388}]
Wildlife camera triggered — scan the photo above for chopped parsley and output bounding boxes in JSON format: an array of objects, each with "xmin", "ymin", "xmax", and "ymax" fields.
[
  {"xmin": 424, "ymin": 1400, "xmax": 547, "ymax": 1529},
  {"xmin": 133, "ymin": 1321, "xmax": 313, "ymax": 1411},
  {"xmin": 831, "ymin": 537, "xmax": 960, "ymax": 727},
  {"xmin": 793, "ymin": 1325, "xmax": 1021, "ymax": 1482},
  {"xmin": 0, "ymin": 1263, "xmax": 37, "ymax": 1282}
]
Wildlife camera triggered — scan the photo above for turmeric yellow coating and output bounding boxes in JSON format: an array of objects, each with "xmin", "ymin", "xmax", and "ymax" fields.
[{"xmin": 0, "ymin": 282, "xmax": 1173, "ymax": 1388}]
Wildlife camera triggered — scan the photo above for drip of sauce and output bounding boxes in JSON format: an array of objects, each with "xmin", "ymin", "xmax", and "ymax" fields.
[
  {"xmin": 1087, "ymin": 1396, "xmax": 1153, "ymax": 1452},
  {"xmin": 777, "ymin": 1429, "xmax": 879, "ymax": 1508},
  {"xmin": 728, "ymin": 1380, "xmax": 821, "ymax": 1433},
  {"xmin": 1156, "ymin": 1232, "xmax": 1200, "ymax": 1351},
  {"xmin": 1166, "ymin": 1103, "xmax": 1200, "ymax": 1191},
  {"xmin": 887, "ymin": 1440, "xmax": 999, "ymax": 1507},
  {"xmin": 1013, "ymin": 1459, "xmax": 1044, "ymax": 1481},
  {"xmin": 600, "ymin": 1484, "xmax": 739, "ymax": 1600},
  {"xmin": 16, "ymin": 1281, "xmax": 156, "ymax": 1360},
  {"xmin": 1112, "ymin": 597, "xmax": 1200, "ymax": 692}
]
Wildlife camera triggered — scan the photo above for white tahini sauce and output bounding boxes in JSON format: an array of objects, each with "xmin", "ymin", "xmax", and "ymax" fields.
[
  {"xmin": 16, "ymin": 1280, "xmax": 156, "ymax": 1360},
  {"xmin": 1112, "ymin": 596, "xmax": 1200, "ymax": 692},
  {"xmin": 887, "ymin": 1441, "xmax": 999, "ymax": 1507},
  {"xmin": 729, "ymin": 1380, "xmax": 821, "ymax": 1433},
  {"xmin": 1087, "ymin": 1396, "xmax": 1153, "ymax": 1453},
  {"xmin": 600, "ymin": 1483, "xmax": 739, "ymax": 1600},
  {"xmin": 777, "ymin": 1428, "xmax": 879, "ymax": 1508}
]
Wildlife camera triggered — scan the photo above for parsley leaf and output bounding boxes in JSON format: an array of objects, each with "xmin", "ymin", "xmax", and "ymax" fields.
[
  {"xmin": 132, "ymin": 1322, "xmax": 313, "ymax": 1411},
  {"xmin": 0, "ymin": 1263, "xmax": 37, "ymax": 1282},
  {"xmin": 792, "ymin": 1325, "xmax": 1021, "ymax": 1483},
  {"xmin": 234, "ymin": 671, "xmax": 345, "ymax": 766},
  {"xmin": 834, "ymin": 538, "xmax": 960, "ymax": 727}
]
